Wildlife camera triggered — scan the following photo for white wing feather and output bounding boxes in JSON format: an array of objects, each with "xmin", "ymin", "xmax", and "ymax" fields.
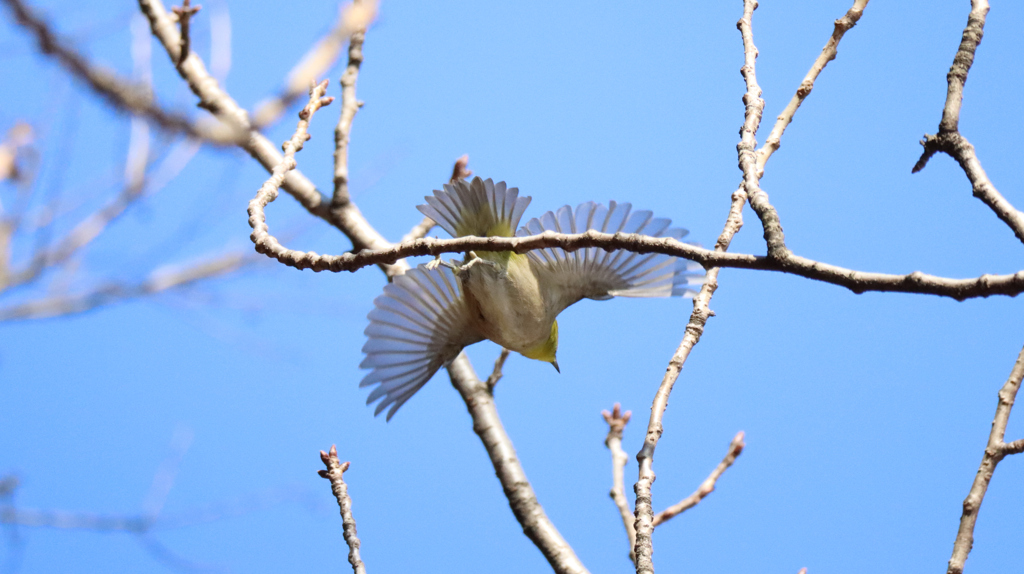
[
  {"xmin": 360, "ymin": 265, "xmax": 481, "ymax": 420},
  {"xmin": 516, "ymin": 201, "xmax": 704, "ymax": 311}
]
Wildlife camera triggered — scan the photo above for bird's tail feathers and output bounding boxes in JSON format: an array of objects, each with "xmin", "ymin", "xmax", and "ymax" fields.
[{"xmin": 418, "ymin": 177, "xmax": 531, "ymax": 238}]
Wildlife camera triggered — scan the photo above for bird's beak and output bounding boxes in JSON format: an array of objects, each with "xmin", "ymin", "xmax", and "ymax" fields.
[{"xmin": 551, "ymin": 360, "xmax": 560, "ymax": 373}]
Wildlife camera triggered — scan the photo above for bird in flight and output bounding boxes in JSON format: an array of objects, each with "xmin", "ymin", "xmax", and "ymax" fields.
[{"xmin": 360, "ymin": 177, "xmax": 703, "ymax": 419}]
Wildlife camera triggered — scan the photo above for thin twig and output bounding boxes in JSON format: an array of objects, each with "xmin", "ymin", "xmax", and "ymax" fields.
[
  {"xmin": 735, "ymin": 0, "xmax": 786, "ymax": 260},
  {"xmin": 485, "ymin": 348, "xmax": 510, "ymax": 390},
  {"xmin": 3, "ymin": 0, "xmax": 243, "ymax": 145},
  {"xmin": 632, "ymin": 188, "xmax": 746, "ymax": 574},
  {"xmin": 137, "ymin": 0, "xmax": 401, "ymax": 264},
  {"xmin": 171, "ymin": 0, "xmax": 201, "ymax": 67},
  {"xmin": 651, "ymin": 431, "xmax": 745, "ymax": 526},
  {"xmin": 331, "ymin": 0, "xmax": 368, "ymax": 208},
  {"xmin": 946, "ymin": 342, "xmax": 1024, "ymax": 574},
  {"xmin": 602, "ymin": 404, "xmax": 636, "ymax": 564},
  {"xmin": 251, "ymin": 0, "xmax": 378, "ymax": 128},
  {"xmin": 318, "ymin": 446, "xmax": 367, "ymax": 574},
  {"xmin": 248, "ymin": 81, "xmax": 335, "ymax": 262},
  {"xmin": 446, "ymin": 355, "xmax": 589, "ymax": 574},
  {"xmin": 910, "ymin": 0, "xmax": 1024, "ymax": 245},
  {"xmin": 756, "ymin": 0, "xmax": 869, "ymax": 176}
]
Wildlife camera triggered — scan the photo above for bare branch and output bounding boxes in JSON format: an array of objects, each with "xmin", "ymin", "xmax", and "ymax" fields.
[
  {"xmin": 3, "ymin": 0, "xmax": 243, "ymax": 145},
  {"xmin": 910, "ymin": 1, "xmax": 1024, "ymax": 245},
  {"xmin": 332, "ymin": 1, "xmax": 368, "ymax": 208},
  {"xmin": 0, "ymin": 250, "xmax": 256, "ymax": 321},
  {"xmin": 137, "ymin": 0, "xmax": 399, "ymax": 262},
  {"xmin": 756, "ymin": 0, "xmax": 869, "ymax": 176},
  {"xmin": 251, "ymin": 1, "xmax": 378, "ymax": 128},
  {"xmin": 602, "ymin": 404, "xmax": 636, "ymax": 564},
  {"xmin": 485, "ymin": 348, "xmax": 510, "ymax": 390},
  {"xmin": 633, "ymin": 187, "xmax": 746, "ymax": 573},
  {"xmin": 947, "ymin": 342, "xmax": 1024, "ymax": 574},
  {"xmin": 171, "ymin": 0, "xmax": 201, "ymax": 67},
  {"xmin": 244, "ymin": 224, "xmax": 1024, "ymax": 300},
  {"xmin": 446, "ymin": 354, "xmax": 589, "ymax": 574},
  {"xmin": 318, "ymin": 446, "xmax": 367, "ymax": 574},
  {"xmin": 651, "ymin": 431, "xmax": 744, "ymax": 526},
  {"xmin": 248, "ymin": 81, "xmax": 336, "ymax": 266}
]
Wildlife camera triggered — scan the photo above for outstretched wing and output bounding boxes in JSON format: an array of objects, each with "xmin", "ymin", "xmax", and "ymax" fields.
[
  {"xmin": 417, "ymin": 177, "xmax": 532, "ymax": 238},
  {"xmin": 516, "ymin": 201, "xmax": 704, "ymax": 312},
  {"xmin": 361, "ymin": 265, "xmax": 483, "ymax": 420}
]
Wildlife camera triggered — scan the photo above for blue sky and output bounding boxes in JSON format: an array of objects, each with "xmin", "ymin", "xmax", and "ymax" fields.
[{"xmin": 1, "ymin": 0, "xmax": 1023, "ymax": 572}]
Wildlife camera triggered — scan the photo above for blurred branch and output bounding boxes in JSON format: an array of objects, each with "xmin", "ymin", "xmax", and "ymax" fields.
[
  {"xmin": 756, "ymin": 0, "xmax": 870, "ymax": 176},
  {"xmin": 318, "ymin": 446, "xmax": 366, "ymax": 574},
  {"xmin": 252, "ymin": 0, "xmax": 378, "ymax": 128},
  {"xmin": 0, "ymin": 250, "xmax": 257, "ymax": 321},
  {"xmin": 170, "ymin": 0, "xmax": 200, "ymax": 67},
  {"xmin": 651, "ymin": 431, "xmax": 744, "ymax": 526},
  {"xmin": 2, "ymin": 0, "xmax": 245, "ymax": 145},
  {"xmin": 911, "ymin": 1, "xmax": 1024, "ymax": 246},
  {"xmin": 947, "ymin": 342, "xmax": 1024, "ymax": 574},
  {"xmin": 602, "ymin": 404, "xmax": 636, "ymax": 564},
  {"xmin": 1, "ymin": 137, "xmax": 201, "ymax": 294}
]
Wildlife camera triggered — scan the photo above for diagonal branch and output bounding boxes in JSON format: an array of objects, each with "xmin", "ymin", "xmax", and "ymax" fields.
[
  {"xmin": 632, "ymin": 187, "xmax": 746, "ymax": 574},
  {"xmin": 756, "ymin": 0, "xmax": 870, "ymax": 176},
  {"xmin": 911, "ymin": 0, "xmax": 1024, "ymax": 245},
  {"xmin": 136, "ymin": 0, "xmax": 395, "ymax": 259},
  {"xmin": 946, "ymin": 342, "xmax": 1024, "ymax": 574},
  {"xmin": 652, "ymin": 431, "xmax": 744, "ymax": 526},
  {"xmin": 447, "ymin": 355, "xmax": 589, "ymax": 574},
  {"xmin": 2, "ymin": 0, "xmax": 244, "ymax": 145}
]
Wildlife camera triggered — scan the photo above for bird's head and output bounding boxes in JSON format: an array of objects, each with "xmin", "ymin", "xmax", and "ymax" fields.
[{"xmin": 521, "ymin": 319, "xmax": 560, "ymax": 373}]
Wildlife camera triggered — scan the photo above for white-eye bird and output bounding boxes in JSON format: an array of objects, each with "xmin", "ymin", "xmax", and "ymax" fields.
[{"xmin": 360, "ymin": 177, "xmax": 704, "ymax": 419}]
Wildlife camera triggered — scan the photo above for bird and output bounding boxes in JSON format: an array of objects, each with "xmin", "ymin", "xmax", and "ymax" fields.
[{"xmin": 360, "ymin": 177, "xmax": 704, "ymax": 420}]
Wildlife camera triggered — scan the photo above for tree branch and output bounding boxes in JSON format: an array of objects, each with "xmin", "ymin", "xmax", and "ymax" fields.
[
  {"xmin": 651, "ymin": 431, "xmax": 745, "ymax": 526},
  {"xmin": 911, "ymin": 0, "xmax": 1024, "ymax": 245},
  {"xmin": 756, "ymin": 0, "xmax": 870, "ymax": 176},
  {"xmin": 318, "ymin": 446, "xmax": 367, "ymax": 574},
  {"xmin": 602, "ymin": 404, "xmax": 636, "ymax": 564},
  {"xmin": 246, "ymin": 224, "xmax": 1024, "ymax": 300},
  {"xmin": 735, "ymin": 0, "xmax": 786, "ymax": 260},
  {"xmin": 946, "ymin": 342, "xmax": 1024, "ymax": 574},
  {"xmin": 251, "ymin": 0, "xmax": 377, "ymax": 128},
  {"xmin": 136, "ymin": 0, "xmax": 396, "ymax": 260},
  {"xmin": 446, "ymin": 354, "xmax": 589, "ymax": 574},
  {"xmin": 332, "ymin": 0, "xmax": 368, "ymax": 208},
  {"xmin": 632, "ymin": 186, "xmax": 746, "ymax": 574},
  {"xmin": 0, "ymin": 250, "xmax": 257, "ymax": 321},
  {"xmin": 2, "ymin": 0, "xmax": 244, "ymax": 145}
]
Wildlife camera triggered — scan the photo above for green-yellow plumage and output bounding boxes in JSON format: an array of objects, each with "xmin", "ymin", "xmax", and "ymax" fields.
[{"xmin": 360, "ymin": 177, "xmax": 703, "ymax": 420}]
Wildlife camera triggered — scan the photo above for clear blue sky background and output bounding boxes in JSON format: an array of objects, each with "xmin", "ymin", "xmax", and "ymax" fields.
[{"xmin": 1, "ymin": 0, "xmax": 1023, "ymax": 572}]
